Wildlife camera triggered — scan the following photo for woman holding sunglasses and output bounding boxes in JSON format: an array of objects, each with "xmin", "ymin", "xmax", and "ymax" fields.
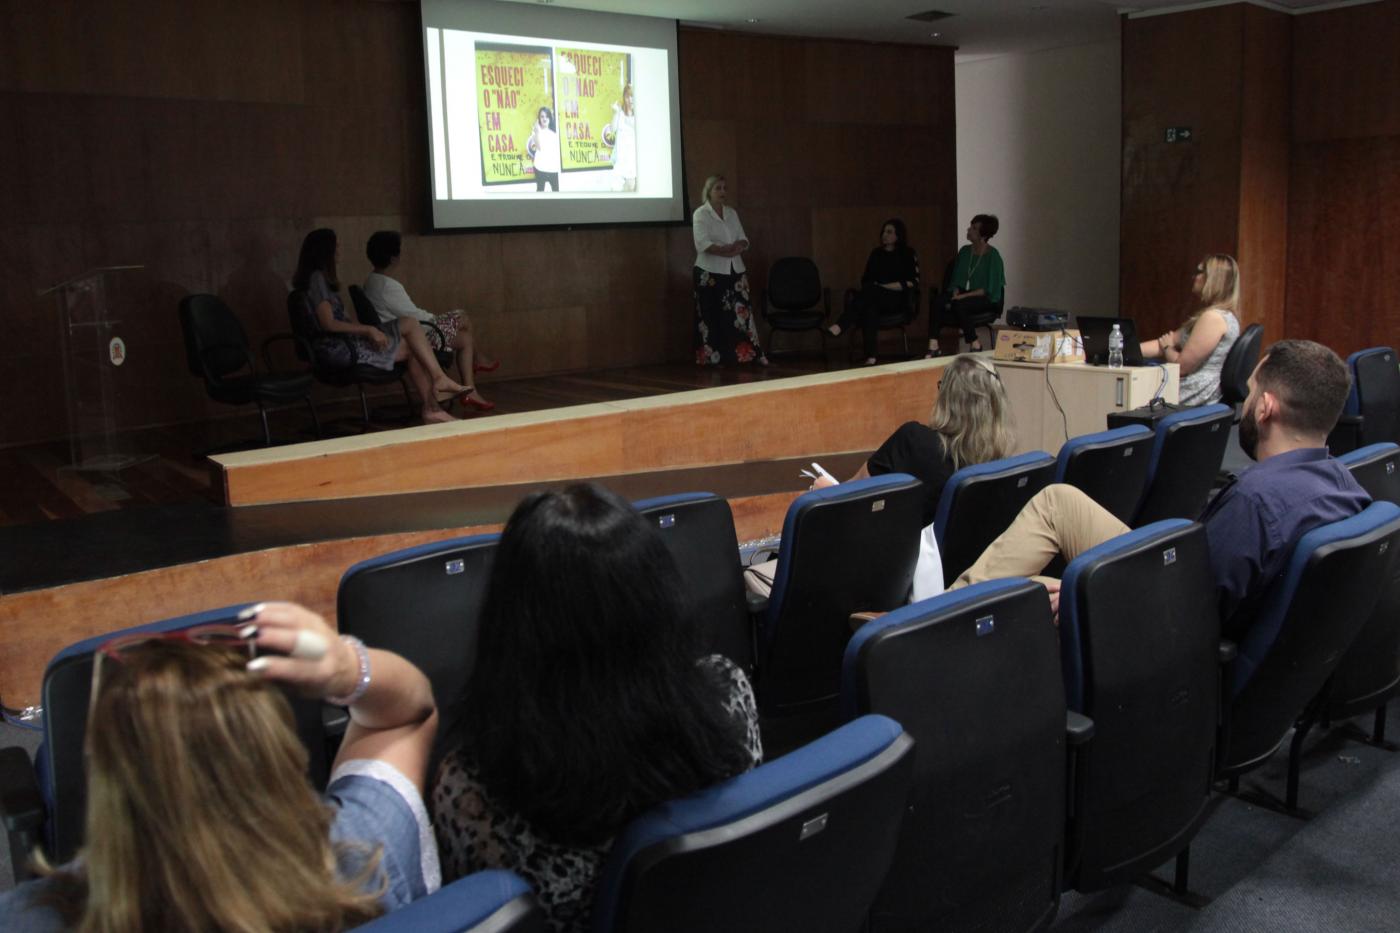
[
  {"xmin": 0, "ymin": 602, "xmax": 439, "ymax": 931},
  {"xmin": 1140, "ymin": 254, "xmax": 1241, "ymax": 405}
]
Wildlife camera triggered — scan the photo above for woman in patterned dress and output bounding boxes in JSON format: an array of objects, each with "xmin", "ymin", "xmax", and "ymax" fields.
[
  {"xmin": 691, "ymin": 174, "xmax": 768, "ymax": 366},
  {"xmin": 431, "ymin": 483, "xmax": 762, "ymax": 931}
]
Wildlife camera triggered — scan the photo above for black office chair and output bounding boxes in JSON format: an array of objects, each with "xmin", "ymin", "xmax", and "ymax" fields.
[
  {"xmin": 754, "ymin": 474, "xmax": 925, "ymax": 752},
  {"xmin": 1132, "ymin": 404, "xmax": 1233, "ymax": 527},
  {"xmin": 633, "ymin": 493, "xmax": 753, "ymax": 673},
  {"xmin": 1054, "ymin": 425, "xmax": 1154, "ymax": 525},
  {"xmin": 590, "ymin": 714, "xmax": 915, "ymax": 933},
  {"xmin": 839, "ymin": 285, "xmax": 921, "ymax": 359},
  {"xmin": 1218, "ymin": 323, "xmax": 1263, "ymax": 419},
  {"xmin": 1328, "ymin": 347, "xmax": 1400, "ymax": 456},
  {"xmin": 759, "ymin": 257, "xmax": 831, "ymax": 359},
  {"xmin": 1058, "ymin": 520, "xmax": 1219, "ymax": 894},
  {"xmin": 287, "ymin": 289, "xmax": 415, "ymax": 429},
  {"xmin": 1324, "ymin": 443, "xmax": 1400, "ymax": 744},
  {"xmin": 842, "ymin": 579, "xmax": 1082, "ymax": 932},
  {"xmin": 337, "ymin": 534, "xmax": 498, "ymax": 749},
  {"xmin": 933, "ymin": 451, "xmax": 1057, "ymax": 582},
  {"xmin": 354, "ymin": 870, "xmax": 546, "ymax": 932},
  {"xmin": 0, "ymin": 605, "xmax": 331, "ymax": 875},
  {"xmin": 178, "ymin": 293, "xmax": 319, "ymax": 447},
  {"xmin": 1218, "ymin": 501, "xmax": 1400, "ymax": 811}
]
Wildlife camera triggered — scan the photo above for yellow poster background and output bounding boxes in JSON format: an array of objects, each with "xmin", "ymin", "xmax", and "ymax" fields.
[
  {"xmin": 554, "ymin": 48, "xmax": 631, "ymax": 173},
  {"xmin": 474, "ymin": 44, "xmax": 554, "ymax": 186}
]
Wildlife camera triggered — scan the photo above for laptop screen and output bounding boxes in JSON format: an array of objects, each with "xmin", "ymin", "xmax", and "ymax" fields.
[{"xmin": 1076, "ymin": 316, "xmax": 1144, "ymax": 366}]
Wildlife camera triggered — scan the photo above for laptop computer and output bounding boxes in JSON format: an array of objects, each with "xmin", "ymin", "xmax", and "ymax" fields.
[{"xmin": 1076, "ymin": 316, "xmax": 1145, "ymax": 367}]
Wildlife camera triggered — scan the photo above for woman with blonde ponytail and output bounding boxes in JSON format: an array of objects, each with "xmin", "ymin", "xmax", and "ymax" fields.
[{"xmin": 0, "ymin": 602, "xmax": 439, "ymax": 932}]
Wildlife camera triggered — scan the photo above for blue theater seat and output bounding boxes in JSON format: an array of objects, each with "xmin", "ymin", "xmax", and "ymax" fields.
[
  {"xmin": 355, "ymin": 870, "xmax": 545, "ymax": 932},
  {"xmin": 842, "ymin": 579, "xmax": 1076, "ymax": 932},
  {"xmin": 1058, "ymin": 520, "xmax": 1219, "ymax": 893},
  {"xmin": 1132, "ymin": 403, "xmax": 1232, "ymax": 526},
  {"xmin": 934, "ymin": 450, "xmax": 1056, "ymax": 582},
  {"xmin": 1053, "ymin": 425, "xmax": 1154, "ymax": 525},
  {"xmin": 591, "ymin": 714, "xmax": 914, "ymax": 933},
  {"xmin": 1328, "ymin": 347, "xmax": 1400, "ymax": 456}
]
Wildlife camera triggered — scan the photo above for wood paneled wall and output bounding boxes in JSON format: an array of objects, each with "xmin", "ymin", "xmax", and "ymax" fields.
[
  {"xmin": 1121, "ymin": 0, "xmax": 1400, "ymax": 358},
  {"xmin": 0, "ymin": 2, "xmax": 956, "ymax": 447}
]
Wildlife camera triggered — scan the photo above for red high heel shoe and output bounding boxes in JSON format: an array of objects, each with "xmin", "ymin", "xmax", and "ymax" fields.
[
  {"xmin": 459, "ymin": 393, "xmax": 496, "ymax": 412},
  {"xmin": 473, "ymin": 358, "xmax": 501, "ymax": 374}
]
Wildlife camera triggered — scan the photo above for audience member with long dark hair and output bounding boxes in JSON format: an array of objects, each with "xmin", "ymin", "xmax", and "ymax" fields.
[
  {"xmin": 431, "ymin": 483, "xmax": 762, "ymax": 931},
  {"xmin": 828, "ymin": 218, "xmax": 921, "ymax": 365},
  {"xmin": 293, "ymin": 228, "xmax": 469, "ymax": 424},
  {"xmin": 0, "ymin": 602, "xmax": 440, "ymax": 931}
]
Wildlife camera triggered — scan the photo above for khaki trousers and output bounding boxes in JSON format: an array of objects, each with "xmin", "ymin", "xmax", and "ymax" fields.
[{"xmin": 950, "ymin": 484, "xmax": 1130, "ymax": 589}]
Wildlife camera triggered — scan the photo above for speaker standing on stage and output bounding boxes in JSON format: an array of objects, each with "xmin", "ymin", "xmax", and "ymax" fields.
[{"xmin": 692, "ymin": 174, "xmax": 768, "ymax": 366}]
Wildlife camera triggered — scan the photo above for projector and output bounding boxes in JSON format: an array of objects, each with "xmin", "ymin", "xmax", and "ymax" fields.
[{"xmin": 1005, "ymin": 307, "xmax": 1070, "ymax": 331}]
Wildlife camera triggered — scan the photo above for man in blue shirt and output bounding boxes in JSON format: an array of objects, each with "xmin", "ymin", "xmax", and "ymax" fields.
[{"xmin": 950, "ymin": 339, "xmax": 1369, "ymax": 650}]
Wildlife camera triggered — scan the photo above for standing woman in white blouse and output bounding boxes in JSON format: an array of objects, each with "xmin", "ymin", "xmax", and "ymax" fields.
[{"xmin": 692, "ymin": 174, "xmax": 768, "ymax": 366}]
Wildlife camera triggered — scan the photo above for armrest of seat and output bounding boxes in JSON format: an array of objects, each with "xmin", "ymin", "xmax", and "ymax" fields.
[
  {"xmin": 821, "ymin": 285, "xmax": 832, "ymax": 317},
  {"xmin": 746, "ymin": 590, "xmax": 769, "ymax": 616},
  {"xmin": 423, "ymin": 320, "xmax": 448, "ymax": 350},
  {"xmin": 261, "ymin": 332, "xmax": 314, "ymax": 374},
  {"xmin": 0, "ymin": 745, "xmax": 45, "ymax": 883},
  {"xmin": 1062, "ymin": 710, "xmax": 1096, "ymax": 881},
  {"xmin": 1218, "ymin": 639, "xmax": 1238, "ymax": 664},
  {"xmin": 1065, "ymin": 710, "xmax": 1095, "ymax": 746}
]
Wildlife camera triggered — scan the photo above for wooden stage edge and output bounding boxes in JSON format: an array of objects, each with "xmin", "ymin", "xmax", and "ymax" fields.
[
  {"xmin": 3, "ymin": 360, "xmax": 954, "ymax": 711},
  {"xmin": 212, "ymin": 357, "xmax": 953, "ymax": 506}
]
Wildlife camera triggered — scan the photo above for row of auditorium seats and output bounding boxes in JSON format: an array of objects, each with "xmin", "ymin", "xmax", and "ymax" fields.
[{"xmin": 7, "ymin": 440, "xmax": 1400, "ymax": 928}]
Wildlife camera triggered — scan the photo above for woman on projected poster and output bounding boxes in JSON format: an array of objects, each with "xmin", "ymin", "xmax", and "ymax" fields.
[
  {"xmin": 605, "ymin": 83, "xmax": 637, "ymax": 192},
  {"xmin": 528, "ymin": 106, "xmax": 560, "ymax": 192}
]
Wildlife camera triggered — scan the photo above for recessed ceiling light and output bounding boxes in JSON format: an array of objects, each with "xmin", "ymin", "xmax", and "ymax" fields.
[
  {"xmin": 930, "ymin": 31, "xmax": 941, "ymax": 37},
  {"xmin": 747, "ymin": 17, "xmax": 760, "ymax": 23}
]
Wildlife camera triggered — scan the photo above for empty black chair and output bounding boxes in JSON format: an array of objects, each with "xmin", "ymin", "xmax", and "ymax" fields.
[
  {"xmin": 178, "ymin": 293, "xmax": 319, "ymax": 446},
  {"xmin": 760, "ymin": 257, "xmax": 831, "ymax": 358},
  {"xmin": 287, "ymin": 289, "xmax": 414, "ymax": 428},
  {"xmin": 1328, "ymin": 347, "xmax": 1400, "ymax": 456},
  {"xmin": 1218, "ymin": 500, "xmax": 1400, "ymax": 810},
  {"xmin": 842, "ymin": 579, "xmax": 1079, "ymax": 932},
  {"xmin": 1132, "ymin": 403, "xmax": 1233, "ymax": 527},
  {"xmin": 0, "ymin": 605, "xmax": 331, "ymax": 872},
  {"xmin": 591, "ymin": 714, "xmax": 915, "ymax": 933},
  {"xmin": 633, "ymin": 493, "xmax": 753, "ymax": 672},
  {"xmin": 839, "ymin": 284, "xmax": 921, "ymax": 358},
  {"xmin": 1054, "ymin": 425, "xmax": 1154, "ymax": 525},
  {"xmin": 933, "ymin": 451, "xmax": 1057, "ymax": 582},
  {"xmin": 337, "ymin": 534, "xmax": 498, "ymax": 745},
  {"xmin": 756, "ymin": 474, "xmax": 925, "ymax": 750},
  {"xmin": 1058, "ymin": 520, "xmax": 1219, "ymax": 893},
  {"xmin": 1218, "ymin": 322, "xmax": 1263, "ymax": 416},
  {"xmin": 355, "ymin": 870, "xmax": 546, "ymax": 932},
  {"xmin": 1324, "ymin": 443, "xmax": 1400, "ymax": 743}
]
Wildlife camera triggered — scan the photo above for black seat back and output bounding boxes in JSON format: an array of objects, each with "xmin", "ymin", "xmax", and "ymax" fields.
[
  {"xmin": 337, "ymin": 535, "xmax": 498, "ymax": 745},
  {"xmin": 179, "ymin": 293, "xmax": 251, "ymax": 383},
  {"xmin": 759, "ymin": 475, "xmax": 925, "ymax": 723},
  {"xmin": 765, "ymin": 257, "xmax": 822, "ymax": 313},
  {"xmin": 934, "ymin": 451, "xmax": 1057, "ymax": 581},
  {"xmin": 633, "ymin": 494, "xmax": 752, "ymax": 672},
  {"xmin": 1054, "ymin": 426, "xmax": 1155, "ymax": 525},
  {"xmin": 1353, "ymin": 347, "xmax": 1400, "ymax": 447},
  {"xmin": 1221, "ymin": 501, "xmax": 1400, "ymax": 775},
  {"xmin": 347, "ymin": 284, "xmax": 382, "ymax": 328},
  {"xmin": 1219, "ymin": 323, "xmax": 1263, "ymax": 407},
  {"xmin": 1059, "ymin": 520, "xmax": 1219, "ymax": 891},
  {"xmin": 842, "ymin": 579, "xmax": 1066, "ymax": 931},
  {"xmin": 1132, "ymin": 404, "xmax": 1233, "ymax": 526}
]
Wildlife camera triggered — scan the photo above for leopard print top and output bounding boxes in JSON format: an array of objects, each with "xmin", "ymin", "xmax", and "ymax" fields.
[{"xmin": 431, "ymin": 655, "xmax": 762, "ymax": 932}]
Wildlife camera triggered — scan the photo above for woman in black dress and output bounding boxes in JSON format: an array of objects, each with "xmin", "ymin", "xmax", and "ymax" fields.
[{"xmin": 828, "ymin": 218, "xmax": 920, "ymax": 365}]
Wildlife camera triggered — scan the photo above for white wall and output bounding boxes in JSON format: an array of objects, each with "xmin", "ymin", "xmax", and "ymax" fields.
[{"xmin": 956, "ymin": 39, "xmax": 1121, "ymax": 318}]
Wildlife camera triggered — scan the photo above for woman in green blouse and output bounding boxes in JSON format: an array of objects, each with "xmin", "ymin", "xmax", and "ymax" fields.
[{"xmin": 930, "ymin": 214, "xmax": 1005, "ymax": 356}]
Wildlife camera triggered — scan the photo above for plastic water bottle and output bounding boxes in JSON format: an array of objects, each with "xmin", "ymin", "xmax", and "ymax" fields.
[{"xmin": 1108, "ymin": 323, "xmax": 1124, "ymax": 369}]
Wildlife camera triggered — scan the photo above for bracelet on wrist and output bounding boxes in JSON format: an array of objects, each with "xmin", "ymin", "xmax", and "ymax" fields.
[{"xmin": 327, "ymin": 635, "xmax": 371, "ymax": 707}]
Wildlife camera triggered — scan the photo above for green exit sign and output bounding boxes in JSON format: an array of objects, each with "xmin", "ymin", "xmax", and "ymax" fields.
[{"xmin": 1165, "ymin": 126, "xmax": 1194, "ymax": 143}]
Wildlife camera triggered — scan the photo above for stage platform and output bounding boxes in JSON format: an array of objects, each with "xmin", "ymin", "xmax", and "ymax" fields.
[{"xmin": 0, "ymin": 356, "xmax": 952, "ymax": 712}]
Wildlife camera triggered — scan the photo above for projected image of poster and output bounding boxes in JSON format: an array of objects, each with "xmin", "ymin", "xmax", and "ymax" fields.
[
  {"xmin": 555, "ymin": 49, "xmax": 633, "ymax": 185},
  {"xmin": 473, "ymin": 43, "xmax": 555, "ymax": 187}
]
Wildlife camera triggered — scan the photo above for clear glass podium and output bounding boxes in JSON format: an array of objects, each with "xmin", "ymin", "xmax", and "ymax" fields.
[{"xmin": 40, "ymin": 266, "xmax": 154, "ymax": 472}]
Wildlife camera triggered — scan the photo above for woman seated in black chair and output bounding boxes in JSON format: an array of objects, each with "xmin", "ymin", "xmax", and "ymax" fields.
[
  {"xmin": 811, "ymin": 354, "xmax": 1014, "ymax": 600},
  {"xmin": 294, "ymin": 228, "xmax": 468, "ymax": 424},
  {"xmin": 929, "ymin": 214, "xmax": 1005, "ymax": 356},
  {"xmin": 431, "ymin": 483, "xmax": 762, "ymax": 931},
  {"xmin": 0, "ymin": 602, "xmax": 440, "ymax": 930},
  {"xmin": 827, "ymin": 218, "xmax": 920, "ymax": 366}
]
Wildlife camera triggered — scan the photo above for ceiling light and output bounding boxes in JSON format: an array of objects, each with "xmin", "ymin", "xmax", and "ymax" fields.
[{"xmin": 747, "ymin": 17, "xmax": 760, "ymax": 23}]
